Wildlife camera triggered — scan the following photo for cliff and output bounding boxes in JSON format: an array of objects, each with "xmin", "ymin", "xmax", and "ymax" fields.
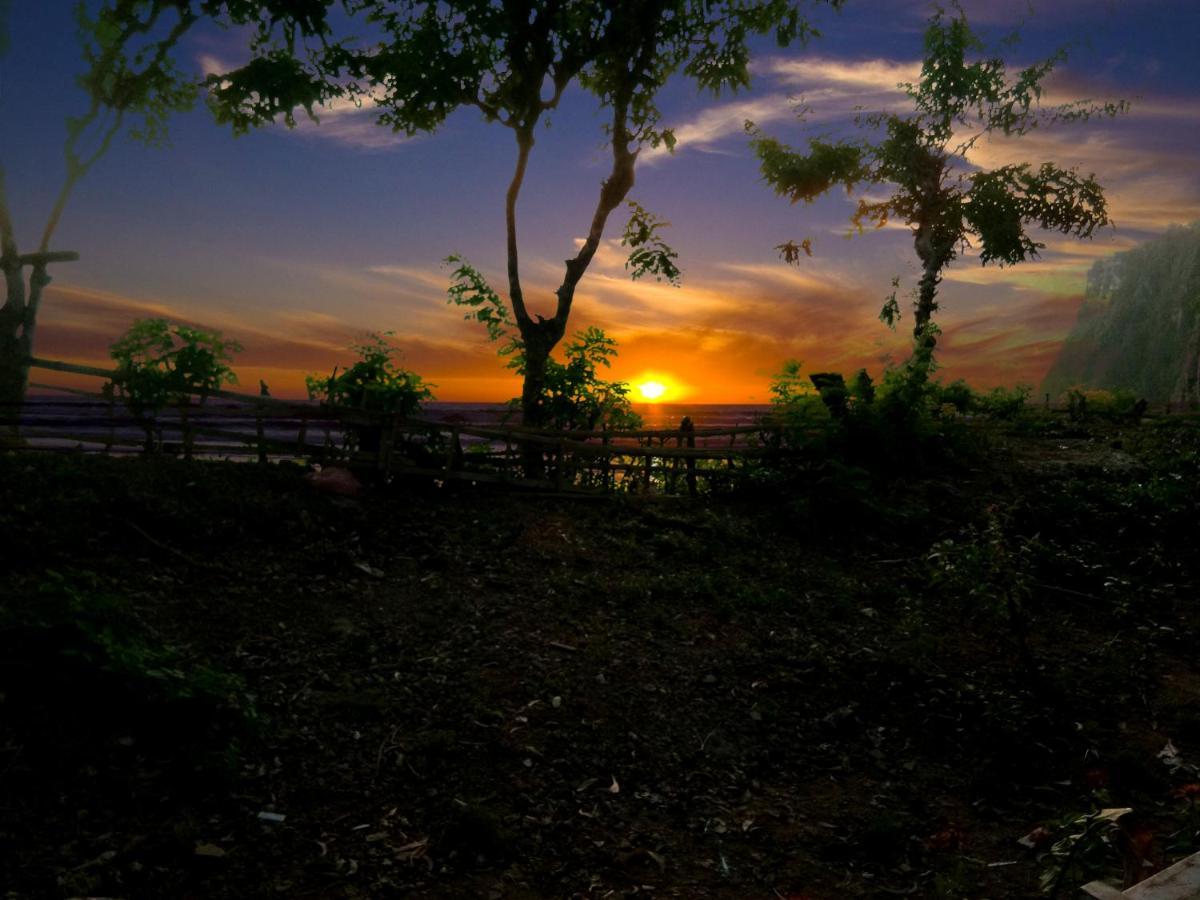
[{"xmin": 1041, "ymin": 223, "xmax": 1200, "ymax": 403}]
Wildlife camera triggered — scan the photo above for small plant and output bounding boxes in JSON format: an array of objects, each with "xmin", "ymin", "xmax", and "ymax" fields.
[
  {"xmin": 1, "ymin": 569, "xmax": 255, "ymax": 773},
  {"xmin": 925, "ymin": 514, "xmax": 1038, "ymax": 677},
  {"xmin": 306, "ymin": 332, "xmax": 433, "ymax": 416},
  {"xmin": 1039, "ymin": 808, "xmax": 1143, "ymax": 898}
]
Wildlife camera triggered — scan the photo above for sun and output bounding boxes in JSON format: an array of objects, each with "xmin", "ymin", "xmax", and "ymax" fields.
[{"xmin": 636, "ymin": 380, "xmax": 667, "ymax": 402}]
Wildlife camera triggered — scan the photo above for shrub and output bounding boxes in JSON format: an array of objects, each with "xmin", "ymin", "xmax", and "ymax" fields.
[
  {"xmin": 536, "ymin": 327, "xmax": 642, "ymax": 431},
  {"xmin": 938, "ymin": 379, "xmax": 974, "ymax": 414},
  {"xmin": 974, "ymin": 383, "xmax": 1032, "ymax": 419},
  {"xmin": 107, "ymin": 318, "xmax": 241, "ymax": 454},
  {"xmin": 1064, "ymin": 386, "xmax": 1139, "ymax": 421},
  {"xmin": 766, "ymin": 359, "xmax": 833, "ymax": 446},
  {"xmin": 306, "ymin": 332, "xmax": 433, "ymax": 416},
  {"xmin": 108, "ymin": 318, "xmax": 241, "ymax": 415}
]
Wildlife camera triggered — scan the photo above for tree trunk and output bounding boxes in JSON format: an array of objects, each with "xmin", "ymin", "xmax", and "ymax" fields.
[
  {"xmin": 0, "ymin": 249, "xmax": 73, "ymax": 443},
  {"xmin": 520, "ymin": 338, "xmax": 551, "ymax": 428}
]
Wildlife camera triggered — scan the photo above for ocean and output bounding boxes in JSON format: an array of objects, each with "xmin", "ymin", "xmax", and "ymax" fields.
[{"xmin": 422, "ymin": 402, "xmax": 771, "ymax": 430}]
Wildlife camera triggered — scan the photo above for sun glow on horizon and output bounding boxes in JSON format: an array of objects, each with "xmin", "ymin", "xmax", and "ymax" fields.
[
  {"xmin": 637, "ymin": 380, "xmax": 667, "ymax": 401},
  {"xmin": 632, "ymin": 372, "xmax": 686, "ymax": 403}
]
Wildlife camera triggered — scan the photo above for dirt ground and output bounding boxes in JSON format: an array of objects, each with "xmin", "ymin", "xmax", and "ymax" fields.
[{"xmin": 2, "ymin": 418, "xmax": 1198, "ymax": 898}]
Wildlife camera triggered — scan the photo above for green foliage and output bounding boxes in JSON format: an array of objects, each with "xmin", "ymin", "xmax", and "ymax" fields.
[
  {"xmin": 75, "ymin": 1, "xmax": 203, "ymax": 148},
  {"xmin": 2, "ymin": 568, "xmax": 255, "ymax": 743},
  {"xmin": 539, "ymin": 327, "xmax": 642, "ymax": 432},
  {"xmin": 768, "ymin": 358, "xmax": 815, "ymax": 406},
  {"xmin": 1063, "ymin": 386, "xmax": 1139, "ymax": 421},
  {"xmin": 446, "ymin": 257, "xmax": 640, "ymax": 431},
  {"xmin": 974, "ymin": 383, "xmax": 1032, "ymax": 419},
  {"xmin": 874, "ymin": 325, "xmax": 943, "ymax": 423},
  {"xmin": 1042, "ymin": 223, "xmax": 1200, "ymax": 403},
  {"xmin": 0, "ymin": 0, "xmax": 10, "ymax": 59},
  {"xmin": 205, "ymin": 1, "xmax": 844, "ymax": 147},
  {"xmin": 445, "ymin": 254, "xmax": 522, "ymax": 364},
  {"xmin": 879, "ymin": 276, "xmax": 903, "ymax": 328},
  {"xmin": 622, "ymin": 201, "xmax": 681, "ymax": 286},
  {"xmin": 925, "ymin": 517, "xmax": 1032, "ymax": 627},
  {"xmin": 201, "ymin": 1, "xmax": 842, "ymax": 427},
  {"xmin": 1038, "ymin": 809, "xmax": 1133, "ymax": 897},
  {"xmin": 108, "ymin": 318, "xmax": 241, "ymax": 415},
  {"xmin": 306, "ymin": 332, "xmax": 433, "ymax": 416},
  {"xmin": 848, "ymin": 369, "xmax": 876, "ymax": 405},
  {"xmin": 749, "ymin": 5, "xmax": 1123, "ymax": 337}
]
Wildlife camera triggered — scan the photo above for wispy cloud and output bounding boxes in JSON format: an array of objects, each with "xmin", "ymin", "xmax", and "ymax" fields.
[
  {"xmin": 643, "ymin": 95, "xmax": 797, "ymax": 163},
  {"xmin": 756, "ymin": 56, "xmax": 919, "ymax": 96}
]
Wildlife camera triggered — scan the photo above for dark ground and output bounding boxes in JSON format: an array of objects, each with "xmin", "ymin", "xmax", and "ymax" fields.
[{"xmin": 2, "ymin": 417, "xmax": 1199, "ymax": 899}]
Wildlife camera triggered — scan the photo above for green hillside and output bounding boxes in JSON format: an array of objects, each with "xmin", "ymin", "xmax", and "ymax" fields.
[{"xmin": 1042, "ymin": 222, "xmax": 1200, "ymax": 402}]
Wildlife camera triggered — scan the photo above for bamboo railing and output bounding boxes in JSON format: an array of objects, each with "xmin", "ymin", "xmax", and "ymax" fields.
[{"xmin": 7, "ymin": 357, "xmax": 790, "ymax": 495}]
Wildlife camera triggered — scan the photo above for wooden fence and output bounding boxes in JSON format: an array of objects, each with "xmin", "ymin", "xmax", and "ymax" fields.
[
  {"xmin": 13, "ymin": 357, "xmax": 1195, "ymax": 496},
  {"xmin": 6, "ymin": 357, "xmax": 786, "ymax": 495}
]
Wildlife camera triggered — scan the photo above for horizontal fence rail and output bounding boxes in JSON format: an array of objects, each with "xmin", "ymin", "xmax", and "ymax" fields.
[
  {"xmin": 7, "ymin": 357, "xmax": 798, "ymax": 495},
  {"xmin": 10, "ymin": 357, "xmax": 1198, "ymax": 496}
]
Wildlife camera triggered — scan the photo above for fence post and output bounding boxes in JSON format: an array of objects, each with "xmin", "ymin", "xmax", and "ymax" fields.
[
  {"xmin": 256, "ymin": 381, "xmax": 270, "ymax": 464},
  {"xmin": 681, "ymin": 416, "xmax": 697, "ymax": 497},
  {"xmin": 380, "ymin": 412, "xmax": 398, "ymax": 472},
  {"xmin": 444, "ymin": 427, "xmax": 460, "ymax": 477},
  {"xmin": 297, "ymin": 410, "xmax": 308, "ymax": 456},
  {"xmin": 643, "ymin": 437, "xmax": 653, "ymax": 492},
  {"xmin": 104, "ymin": 384, "xmax": 116, "ymax": 453},
  {"xmin": 601, "ymin": 425, "xmax": 610, "ymax": 490},
  {"xmin": 554, "ymin": 437, "xmax": 566, "ymax": 491},
  {"xmin": 179, "ymin": 398, "xmax": 194, "ymax": 460}
]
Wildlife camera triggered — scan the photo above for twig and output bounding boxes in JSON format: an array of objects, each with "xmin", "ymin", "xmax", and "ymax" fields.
[
  {"xmin": 1033, "ymin": 582, "xmax": 1103, "ymax": 603},
  {"xmin": 123, "ymin": 519, "xmax": 227, "ymax": 578},
  {"xmin": 546, "ymin": 640, "xmax": 578, "ymax": 653}
]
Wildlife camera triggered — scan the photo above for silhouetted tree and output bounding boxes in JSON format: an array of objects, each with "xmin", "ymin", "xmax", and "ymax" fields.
[
  {"xmin": 749, "ymin": 5, "xmax": 1124, "ymax": 360},
  {"xmin": 202, "ymin": 0, "xmax": 844, "ymax": 427},
  {"xmin": 0, "ymin": 1, "xmax": 201, "ymax": 438}
]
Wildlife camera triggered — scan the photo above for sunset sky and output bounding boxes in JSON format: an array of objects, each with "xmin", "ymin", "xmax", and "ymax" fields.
[{"xmin": 5, "ymin": 0, "xmax": 1199, "ymax": 403}]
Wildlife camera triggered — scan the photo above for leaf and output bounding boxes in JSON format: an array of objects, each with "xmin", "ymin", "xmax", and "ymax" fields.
[
  {"xmin": 775, "ymin": 239, "xmax": 813, "ymax": 265},
  {"xmin": 194, "ymin": 842, "xmax": 227, "ymax": 858},
  {"xmin": 609, "ymin": 775, "xmax": 620, "ymax": 794}
]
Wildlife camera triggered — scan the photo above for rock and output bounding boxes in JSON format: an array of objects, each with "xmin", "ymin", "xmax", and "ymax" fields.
[{"xmin": 305, "ymin": 466, "xmax": 362, "ymax": 498}]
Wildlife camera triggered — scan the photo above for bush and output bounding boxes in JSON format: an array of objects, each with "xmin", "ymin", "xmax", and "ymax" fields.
[
  {"xmin": 107, "ymin": 318, "xmax": 242, "ymax": 454},
  {"xmin": 306, "ymin": 332, "xmax": 433, "ymax": 416},
  {"xmin": 1064, "ymin": 386, "xmax": 1139, "ymax": 421},
  {"xmin": 533, "ymin": 327, "xmax": 642, "ymax": 431},
  {"xmin": 108, "ymin": 318, "xmax": 241, "ymax": 415},
  {"xmin": 974, "ymin": 383, "xmax": 1032, "ymax": 419}
]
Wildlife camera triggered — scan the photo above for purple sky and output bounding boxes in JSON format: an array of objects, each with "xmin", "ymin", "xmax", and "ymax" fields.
[{"xmin": 5, "ymin": 0, "xmax": 1198, "ymax": 401}]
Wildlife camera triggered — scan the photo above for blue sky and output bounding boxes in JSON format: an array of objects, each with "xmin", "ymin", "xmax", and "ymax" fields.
[{"xmin": 4, "ymin": 0, "xmax": 1198, "ymax": 401}]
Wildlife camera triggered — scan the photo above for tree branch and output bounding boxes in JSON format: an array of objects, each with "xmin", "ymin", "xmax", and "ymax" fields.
[
  {"xmin": 553, "ymin": 95, "xmax": 638, "ymax": 327},
  {"xmin": 0, "ymin": 165, "xmax": 25, "ymax": 325},
  {"xmin": 506, "ymin": 128, "xmax": 535, "ymax": 328}
]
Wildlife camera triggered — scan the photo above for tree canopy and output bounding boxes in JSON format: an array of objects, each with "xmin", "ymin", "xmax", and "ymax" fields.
[
  {"xmin": 200, "ymin": 0, "xmax": 844, "ymax": 426},
  {"xmin": 749, "ymin": 4, "xmax": 1125, "ymax": 351}
]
